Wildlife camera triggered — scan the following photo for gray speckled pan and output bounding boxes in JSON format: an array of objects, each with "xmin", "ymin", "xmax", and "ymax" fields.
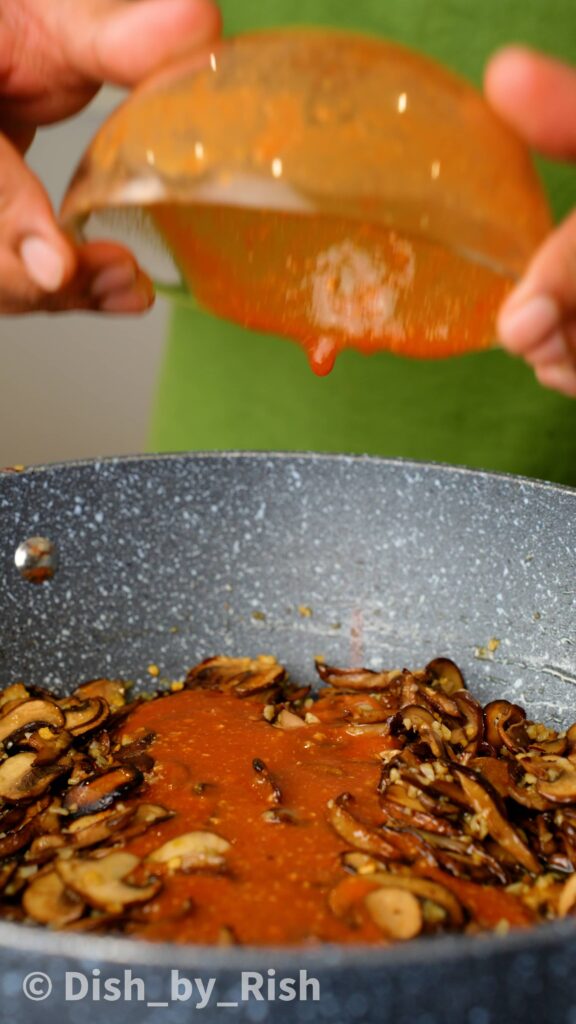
[{"xmin": 1, "ymin": 452, "xmax": 576, "ymax": 1024}]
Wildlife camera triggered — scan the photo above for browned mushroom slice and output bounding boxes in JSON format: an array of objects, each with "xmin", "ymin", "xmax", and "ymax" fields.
[
  {"xmin": 57, "ymin": 851, "xmax": 160, "ymax": 911},
  {"xmin": 326, "ymin": 793, "xmax": 402, "ymax": 861},
  {"xmin": 379, "ymin": 797, "xmax": 458, "ymax": 837},
  {"xmin": 63, "ymin": 764, "xmax": 143, "ymax": 817},
  {"xmin": 148, "ymin": 831, "xmax": 231, "ymax": 871},
  {"xmin": 23, "ymin": 870, "xmax": 85, "ymax": 927},
  {"xmin": 114, "ymin": 731, "xmax": 156, "ymax": 762},
  {"xmin": 390, "ymin": 705, "xmax": 447, "ymax": 759},
  {"xmin": 416, "ymin": 685, "xmax": 461, "ymax": 720},
  {"xmin": 0, "ymin": 861, "xmax": 17, "ymax": 892},
  {"xmin": 0, "ymin": 683, "xmax": 30, "ymax": 712},
  {"xmin": 23, "ymin": 727, "xmax": 73, "ymax": 766},
  {"xmin": 315, "ymin": 660, "xmax": 403, "ymax": 692},
  {"xmin": 452, "ymin": 767, "xmax": 540, "ymax": 874},
  {"xmin": 468, "ymin": 756, "xmax": 511, "ymax": 799},
  {"xmin": 368, "ymin": 872, "xmax": 465, "ymax": 929},
  {"xmin": 0, "ymin": 796, "xmax": 50, "ymax": 856},
  {"xmin": 536, "ymin": 760, "xmax": 576, "ymax": 804},
  {"xmin": 365, "ymin": 887, "xmax": 423, "ymax": 939},
  {"xmin": 0, "ymin": 699, "xmax": 65, "ymax": 748},
  {"xmin": 0, "ymin": 818, "xmax": 37, "ymax": 858},
  {"xmin": 73, "ymin": 679, "xmax": 127, "ymax": 710},
  {"xmin": 0, "ymin": 752, "xmax": 67, "ymax": 803},
  {"xmin": 413, "ymin": 831, "xmax": 508, "ymax": 885},
  {"xmin": 448, "ymin": 692, "xmax": 484, "ymax": 756},
  {"xmin": 483, "ymin": 700, "xmax": 527, "ymax": 752},
  {"xmin": 25, "ymin": 834, "xmax": 67, "ymax": 864},
  {"xmin": 62, "ymin": 698, "xmax": 110, "ymax": 736},
  {"xmin": 328, "ymin": 874, "xmax": 384, "ymax": 927},
  {"xmin": 65, "ymin": 807, "xmax": 136, "ymax": 849},
  {"xmin": 185, "ymin": 655, "xmax": 286, "ymax": 697},
  {"xmin": 119, "ymin": 803, "xmax": 174, "ymax": 840},
  {"xmin": 425, "ymin": 658, "xmax": 466, "ymax": 695},
  {"xmin": 312, "ymin": 692, "xmax": 394, "ymax": 724}
]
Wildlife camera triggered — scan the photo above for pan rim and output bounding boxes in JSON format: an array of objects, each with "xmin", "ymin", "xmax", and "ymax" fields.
[{"xmin": 2, "ymin": 449, "xmax": 575, "ymax": 500}]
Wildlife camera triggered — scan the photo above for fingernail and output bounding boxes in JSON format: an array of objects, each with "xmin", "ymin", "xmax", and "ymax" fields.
[
  {"xmin": 90, "ymin": 261, "xmax": 136, "ymax": 299},
  {"xmin": 98, "ymin": 281, "xmax": 154, "ymax": 314},
  {"xmin": 498, "ymin": 294, "xmax": 560, "ymax": 354},
  {"xmin": 20, "ymin": 236, "xmax": 66, "ymax": 292}
]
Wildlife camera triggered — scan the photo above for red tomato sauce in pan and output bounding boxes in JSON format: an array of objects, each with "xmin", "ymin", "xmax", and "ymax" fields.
[
  {"xmin": 117, "ymin": 688, "xmax": 531, "ymax": 945},
  {"xmin": 118, "ymin": 688, "xmax": 397, "ymax": 944}
]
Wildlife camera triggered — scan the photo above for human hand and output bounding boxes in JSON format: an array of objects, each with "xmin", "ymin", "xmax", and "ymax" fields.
[
  {"xmin": 485, "ymin": 47, "xmax": 576, "ymax": 396},
  {"xmin": 0, "ymin": 0, "xmax": 220, "ymax": 315}
]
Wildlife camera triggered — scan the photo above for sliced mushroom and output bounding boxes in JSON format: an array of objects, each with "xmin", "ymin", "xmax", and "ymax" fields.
[
  {"xmin": 453, "ymin": 767, "xmax": 540, "ymax": 874},
  {"xmin": 379, "ymin": 796, "xmax": 458, "ymax": 837},
  {"xmin": 57, "ymin": 851, "xmax": 161, "ymax": 911},
  {"xmin": 148, "ymin": 831, "xmax": 231, "ymax": 871},
  {"xmin": 0, "ymin": 684, "xmax": 29, "ymax": 712},
  {"xmin": 327, "ymin": 794, "xmax": 401, "ymax": 861},
  {"xmin": 364, "ymin": 887, "xmax": 423, "ymax": 940},
  {"xmin": 315, "ymin": 661, "xmax": 403, "ymax": 692},
  {"xmin": 328, "ymin": 874, "xmax": 383, "ymax": 926},
  {"xmin": 448, "ymin": 692, "xmax": 484, "ymax": 756},
  {"xmin": 62, "ymin": 698, "xmax": 109, "ymax": 737},
  {"xmin": 0, "ymin": 699, "xmax": 65, "ymax": 747},
  {"xmin": 0, "ymin": 752, "xmax": 67, "ymax": 803},
  {"xmin": 65, "ymin": 807, "xmax": 136, "ymax": 849},
  {"xmin": 425, "ymin": 658, "xmax": 466, "ymax": 695},
  {"xmin": 23, "ymin": 870, "xmax": 85, "ymax": 927},
  {"xmin": 390, "ymin": 705, "xmax": 447, "ymax": 759},
  {"xmin": 73, "ymin": 679, "xmax": 127, "ymax": 711},
  {"xmin": 24, "ymin": 727, "xmax": 73, "ymax": 766},
  {"xmin": 483, "ymin": 700, "xmax": 527, "ymax": 752},
  {"xmin": 64, "ymin": 764, "xmax": 143, "ymax": 817},
  {"xmin": 119, "ymin": 803, "xmax": 173, "ymax": 840},
  {"xmin": 185, "ymin": 655, "xmax": 285, "ymax": 698},
  {"xmin": 0, "ymin": 819, "xmax": 37, "ymax": 858},
  {"xmin": 25, "ymin": 834, "xmax": 67, "ymax": 864},
  {"xmin": 536, "ymin": 761, "xmax": 576, "ymax": 804}
]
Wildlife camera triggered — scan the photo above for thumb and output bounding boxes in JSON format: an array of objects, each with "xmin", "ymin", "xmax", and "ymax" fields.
[
  {"xmin": 497, "ymin": 209, "xmax": 576, "ymax": 397},
  {"xmin": 485, "ymin": 47, "xmax": 576, "ymax": 160},
  {"xmin": 0, "ymin": 129, "xmax": 77, "ymax": 311},
  {"xmin": 60, "ymin": 0, "xmax": 221, "ymax": 88}
]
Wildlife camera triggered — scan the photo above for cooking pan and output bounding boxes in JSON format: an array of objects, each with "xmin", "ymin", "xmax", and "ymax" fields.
[{"xmin": 1, "ymin": 451, "xmax": 576, "ymax": 1024}]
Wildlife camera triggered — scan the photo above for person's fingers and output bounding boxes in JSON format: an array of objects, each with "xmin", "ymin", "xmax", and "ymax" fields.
[
  {"xmin": 0, "ymin": 129, "xmax": 77, "ymax": 312},
  {"xmin": 0, "ymin": 128, "xmax": 154, "ymax": 313},
  {"xmin": 0, "ymin": 0, "xmax": 221, "ymax": 125},
  {"xmin": 60, "ymin": 0, "xmax": 221, "ymax": 89},
  {"xmin": 485, "ymin": 46, "xmax": 576, "ymax": 159},
  {"xmin": 497, "ymin": 209, "xmax": 576, "ymax": 397},
  {"xmin": 43, "ymin": 239, "xmax": 155, "ymax": 314}
]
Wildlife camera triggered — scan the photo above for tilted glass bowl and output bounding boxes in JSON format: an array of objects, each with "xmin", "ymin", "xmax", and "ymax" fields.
[{"xmin": 61, "ymin": 29, "xmax": 551, "ymax": 374}]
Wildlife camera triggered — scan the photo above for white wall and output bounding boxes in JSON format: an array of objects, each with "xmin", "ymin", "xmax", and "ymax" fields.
[{"xmin": 0, "ymin": 90, "xmax": 169, "ymax": 467}]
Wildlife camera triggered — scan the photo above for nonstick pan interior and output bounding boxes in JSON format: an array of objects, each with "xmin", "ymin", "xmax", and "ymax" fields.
[{"xmin": 1, "ymin": 452, "xmax": 575, "ymax": 1024}]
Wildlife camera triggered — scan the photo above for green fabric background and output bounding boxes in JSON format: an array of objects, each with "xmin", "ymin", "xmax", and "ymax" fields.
[{"xmin": 150, "ymin": 0, "xmax": 576, "ymax": 483}]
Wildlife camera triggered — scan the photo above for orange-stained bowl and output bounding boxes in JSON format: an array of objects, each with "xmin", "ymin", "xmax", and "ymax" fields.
[{"xmin": 61, "ymin": 29, "xmax": 552, "ymax": 374}]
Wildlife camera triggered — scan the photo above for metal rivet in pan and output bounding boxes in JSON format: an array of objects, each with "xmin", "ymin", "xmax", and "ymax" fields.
[{"xmin": 14, "ymin": 537, "xmax": 58, "ymax": 584}]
